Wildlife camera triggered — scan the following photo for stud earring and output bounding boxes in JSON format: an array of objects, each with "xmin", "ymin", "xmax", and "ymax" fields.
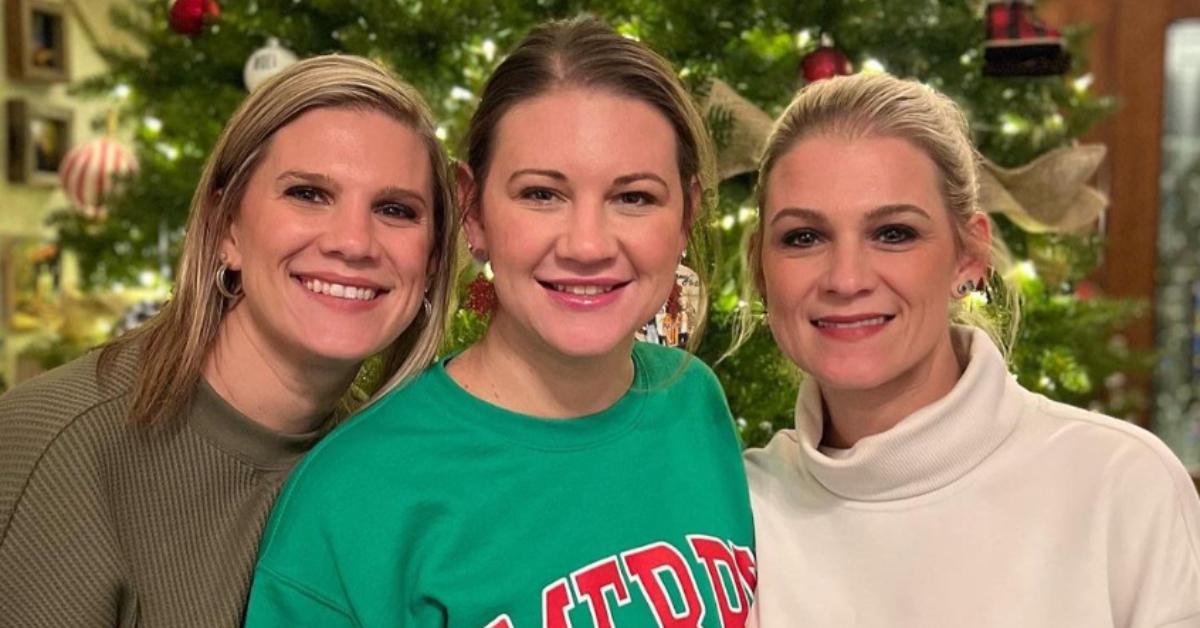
[{"xmin": 954, "ymin": 279, "xmax": 977, "ymax": 298}]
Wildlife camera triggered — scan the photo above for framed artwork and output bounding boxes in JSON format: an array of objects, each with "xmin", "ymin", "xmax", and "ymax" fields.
[
  {"xmin": 6, "ymin": 98, "xmax": 72, "ymax": 185},
  {"xmin": 5, "ymin": 0, "xmax": 70, "ymax": 82}
]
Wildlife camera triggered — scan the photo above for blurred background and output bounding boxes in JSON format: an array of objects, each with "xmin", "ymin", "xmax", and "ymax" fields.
[{"xmin": 0, "ymin": 0, "xmax": 1197, "ymax": 485}]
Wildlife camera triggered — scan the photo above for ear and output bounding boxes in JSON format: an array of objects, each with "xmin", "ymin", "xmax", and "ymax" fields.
[
  {"xmin": 955, "ymin": 212, "xmax": 992, "ymax": 286},
  {"xmin": 218, "ymin": 193, "xmax": 243, "ymax": 271},
  {"xmin": 456, "ymin": 161, "xmax": 488, "ymax": 263}
]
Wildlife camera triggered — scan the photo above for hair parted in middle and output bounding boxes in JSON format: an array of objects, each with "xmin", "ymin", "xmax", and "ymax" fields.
[
  {"xmin": 102, "ymin": 54, "xmax": 458, "ymax": 425},
  {"xmin": 462, "ymin": 15, "xmax": 717, "ymax": 348},
  {"xmin": 746, "ymin": 72, "xmax": 1017, "ymax": 353}
]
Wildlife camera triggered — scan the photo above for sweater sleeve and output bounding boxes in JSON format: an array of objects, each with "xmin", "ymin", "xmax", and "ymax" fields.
[
  {"xmin": 1102, "ymin": 429, "xmax": 1200, "ymax": 628},
  {"xmin": 0, "ymin": 381, "xmax": 127, "ymax": 626}
]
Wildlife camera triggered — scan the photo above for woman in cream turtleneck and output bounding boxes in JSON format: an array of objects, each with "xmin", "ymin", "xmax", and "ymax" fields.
[{"xmin": 743, "ymin": 73, "xmax": 1200, "ymax": 627}]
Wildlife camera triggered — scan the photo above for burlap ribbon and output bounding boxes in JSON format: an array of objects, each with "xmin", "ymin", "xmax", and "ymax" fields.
[{"xmin": 704, "ymin": 79, "xmax": 1107, "ymax": 233}]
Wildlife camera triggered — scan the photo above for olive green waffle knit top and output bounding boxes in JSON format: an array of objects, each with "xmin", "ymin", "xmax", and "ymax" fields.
[{"xmin": 0, "ymin": 347, "xmax": 323, "ymax": 627}]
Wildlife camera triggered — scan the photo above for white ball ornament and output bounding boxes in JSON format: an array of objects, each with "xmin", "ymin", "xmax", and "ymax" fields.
[{"xmin": 243, "ymin": 38, "xmax": 298, "ymax": 92}]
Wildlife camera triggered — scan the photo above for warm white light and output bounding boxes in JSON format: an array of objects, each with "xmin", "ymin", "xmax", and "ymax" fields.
[{"xmin": 861, "ymin": 58, "xmax": 886, "ymax": 74}]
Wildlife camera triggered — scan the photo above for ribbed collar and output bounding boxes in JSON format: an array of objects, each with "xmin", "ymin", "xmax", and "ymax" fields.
[
  {"xmin": 187, "ymin": 379, "xmax": 324, "ymax": 471},
  {"xmin": 794, "ymin": 327, "xmax": 1022, "ymax": 502},
  {"xmin": 425, "ymin": 345, "xmax": 651, "ymax": 451}
]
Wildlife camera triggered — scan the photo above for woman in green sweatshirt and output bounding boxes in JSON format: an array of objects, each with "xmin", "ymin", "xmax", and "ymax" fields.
[{"xmin": 245, "ymin": 17, "xmax": 756, "ymax": 628}]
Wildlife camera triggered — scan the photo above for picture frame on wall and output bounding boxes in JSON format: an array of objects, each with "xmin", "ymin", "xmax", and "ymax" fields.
[
  {"xmin": 6, "ymin": 98, "xmax": 72, "ymax": 185},
  {"xmin": 5, "ymin": 0, "xmax": 70, "ymax": 82}
]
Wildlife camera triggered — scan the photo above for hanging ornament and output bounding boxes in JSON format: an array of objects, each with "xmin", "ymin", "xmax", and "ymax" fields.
[
  {"xmin": 979, "ymin": 144, "xmax": 1107, "ymax": 233},
  {"xmin": 169, "ymin": 0, "xmax": 220, "ymax": 38},
  {"xmin": 701, "ymin": 78, "xmax": 776, "ymax": 180},
  {"xmin": 58, "ymin": 136, "xmax": 139, "ymax": 220},
  {"xmin": 244, "ymin": 37, "xmax": 299, "ymax": 92},
  {"xmin": 801, "ymin": 46, "xmax": 853, "ymax": 84},
  {"xmin": 983, "ymin": 0, "xmax": 1071, "ymax": 76}
]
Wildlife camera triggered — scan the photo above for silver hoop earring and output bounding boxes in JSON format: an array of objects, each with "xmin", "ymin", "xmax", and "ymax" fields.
[
  {"xmin": 954, "ymin": 279, "xmax": 976, "ymax": 298},
  {"xmin": 215, "ymin": 263, "xmax": 243, "ymax": 299},
  {"xmin": 422, "ymin": 296, "xmax": 433, "ymax": 319}
]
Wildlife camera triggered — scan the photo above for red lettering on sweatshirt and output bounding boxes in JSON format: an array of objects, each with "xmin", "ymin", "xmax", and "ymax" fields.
[
  {"xmin": 688, "ymin": 536, "xmax": 751, "ymax": 627},
  {"xmin": 621, "ymin": 542, "xmax": 705, "ymax": 627},
  {"xmin": 484, "ymin": 615, "xmax": 514, "ymax": 628},
  {"xmin": 570, "ymin": 557, "xmax": 631, "ymax": 628},
  {"xmin": 483, "ymin": 539, "xmax": 756, "ymax": 628},
  {"xmin": 732, "ymin": 544, "xmax": 757, "ymax": 591},
  {"xmin": 542, "ymin": 579, "xmax": 574, "ymax": 628}
]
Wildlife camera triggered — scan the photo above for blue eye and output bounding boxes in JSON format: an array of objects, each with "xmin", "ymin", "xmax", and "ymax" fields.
[
  {"xmin": 875, "ymin": 224, "xmax": 918, "ymax": 245},
  {"xmin": 782, "ymin": 228, "xmax": 822, "ymax": 248}
]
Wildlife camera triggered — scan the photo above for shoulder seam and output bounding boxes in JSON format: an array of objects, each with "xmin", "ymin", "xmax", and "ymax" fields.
[
  {"xmin": 254, "ymin": 564, "xmax": 358, "ymax": 623},
  {"xmin": 0, "ymin": 389, "xmax": 130, "ymax": 544}
]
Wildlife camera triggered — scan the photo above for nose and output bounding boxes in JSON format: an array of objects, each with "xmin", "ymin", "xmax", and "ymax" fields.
[
  {"xmin": 319, "ymin": 202, "xmax": 376, "ymax": 262},
  {"xmin": 556, "ymin": 199, "xmax": 618, "ymax": 265},
  {"xmin": 821, "ymin": 240, "xmax": 875, "ymax": 297}
]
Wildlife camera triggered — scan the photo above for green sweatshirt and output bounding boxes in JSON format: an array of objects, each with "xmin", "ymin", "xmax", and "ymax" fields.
[{"xmin": 245, "ymin": 342, "xmax": 756, "ymax": 627}]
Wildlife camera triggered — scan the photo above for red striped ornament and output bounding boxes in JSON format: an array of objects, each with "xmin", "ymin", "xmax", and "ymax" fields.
[{"xmin": 58, "ymin": 137, "xmax": 138, "ymax": 220}]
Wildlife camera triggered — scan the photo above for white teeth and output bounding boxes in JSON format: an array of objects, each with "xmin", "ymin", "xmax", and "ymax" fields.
[
  {"xmin": 816, "ymin": 316, "xmax": 889, "ymax": 329},
  {"xmin": 301, "ymin": 278, "xmax": 377, "ymax": 301},
  {"xmin": 553, "ymin": 284, "xmax": 614, "ymax": 296}
]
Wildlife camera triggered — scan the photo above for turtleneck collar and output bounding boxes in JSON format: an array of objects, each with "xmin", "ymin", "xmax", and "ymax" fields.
[
  {"xmin": 187, "ymin": 378, "xmax": 325, "ymax": 471},
  {"xmin": 793, "ymin": 326, "xmax": 1023, "ymax": 502}
]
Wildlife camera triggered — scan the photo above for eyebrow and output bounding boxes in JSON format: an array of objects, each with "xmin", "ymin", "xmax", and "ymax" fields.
[
  {"xmin": 508, "ymin": 168, "xmax": 567, "ymax": 183},
  {"xmin": 277, "ymin": 170, "xmax": 339, "ymax": 190},
  {"xmin": 277, "ymin": 170, "xmax": 429, "ymax": 207},
  {"xmin": 507, "ymin": 169, "xmax": 671, "ymax": 190},
  {"xmin": 770, "ymin": 203, "xmax": 932, "ymax": 225},
  {"xmin": 613, "ymin": 172, "xmax": 669, "ymax": 189}
]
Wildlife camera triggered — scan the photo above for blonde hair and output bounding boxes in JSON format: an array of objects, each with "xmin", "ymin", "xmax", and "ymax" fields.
[
  {"xmin": 746, "ymin": 73, "xmax": 1018, "ymax": 353},
  {"xmin": 101, "ymin": 54, "xmax": 457, "ymax": 425},
  {"xmin": 464, "ymin": 15, "xmax": 718, "ymax": 349}
]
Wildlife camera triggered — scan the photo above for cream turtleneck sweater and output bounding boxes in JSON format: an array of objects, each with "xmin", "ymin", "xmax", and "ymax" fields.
[{"xmin": 745, "ymin": 327, "xmax": 1200, "ymax": 627}]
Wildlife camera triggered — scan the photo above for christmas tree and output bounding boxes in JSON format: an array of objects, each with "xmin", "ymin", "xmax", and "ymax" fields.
[{"xmin": 56, "ymin": 0, "xmax": 1143, "ymax": 445}]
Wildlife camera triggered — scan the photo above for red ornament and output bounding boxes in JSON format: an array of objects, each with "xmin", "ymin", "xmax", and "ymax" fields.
[
  {"xmin": 169, "ymin": 0, "xmax": 220, "ymax": 37},
  {"xmin": 801, "ymin": 46, "xmax": 853, "ymax": 83},
  {"xmin": 1074, "ymin": 280, "xmax": 1098, "ymax": 301},
  {"xmin": 465, "ymin": 273, "xmax": 497, "ymax": 317}
]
